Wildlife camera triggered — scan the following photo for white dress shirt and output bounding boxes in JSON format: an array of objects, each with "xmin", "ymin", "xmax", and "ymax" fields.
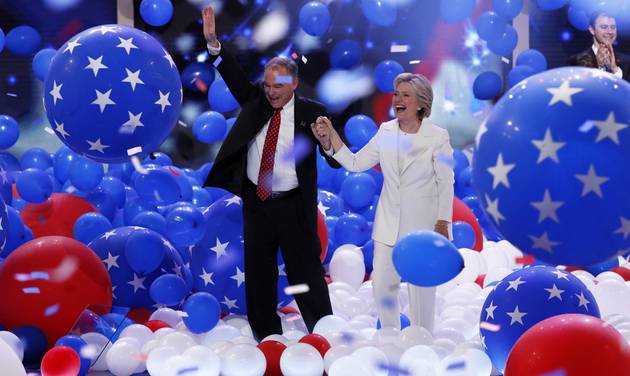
[
  {"xmin": 592, "ymin": 44, "xmax": 623, "ymax": 78},
  {"xmin": 246, "ymin": 97, "xmax": 299, "ymax": 191}
]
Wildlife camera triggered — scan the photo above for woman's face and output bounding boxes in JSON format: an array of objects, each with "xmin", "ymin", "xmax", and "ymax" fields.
[{"xmin": 393, "ymin": 82, "xmax": 421, "ymax": 123}]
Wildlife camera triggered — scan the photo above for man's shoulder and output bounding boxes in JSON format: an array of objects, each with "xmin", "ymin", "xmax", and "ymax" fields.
[
  {"xmin": 297, "ymin": 96, "xmax": 326, "ymax": 112},
  {"xmin": 569, "ymin": 49, "xmax": 594, "ymax": 65}
]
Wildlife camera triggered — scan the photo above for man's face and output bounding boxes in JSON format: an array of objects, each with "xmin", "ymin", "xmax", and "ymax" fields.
[
  {"xmin": 263, "ymin": 65, "xmax": 298, "ymax": 109},
  {"xmin": 590, "ymin": 15, "xmax": 617, "ymax": 46}
]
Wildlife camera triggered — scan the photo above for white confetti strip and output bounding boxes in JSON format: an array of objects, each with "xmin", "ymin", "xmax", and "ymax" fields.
[
  {"xmin": 284, "ymin": 283, "xmax": 310, "ymax": 295},
  {"xmin": 390, "ymin": 44, "xmax": 409, "ymax": 53}
]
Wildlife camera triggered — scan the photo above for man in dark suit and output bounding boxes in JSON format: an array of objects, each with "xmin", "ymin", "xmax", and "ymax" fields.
[
  {"xmin": 568, "ymin": 11, "xmax": 629, "ymax": 80},
  {"xmin": 201, "ymin": 6, "xmax": 339, "ymax": 341}
]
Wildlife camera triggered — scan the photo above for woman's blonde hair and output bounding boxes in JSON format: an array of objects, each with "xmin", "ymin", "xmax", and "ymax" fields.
[{"xmin": 393, "ymin": 73, "xmax": 433, "ymax": 119}]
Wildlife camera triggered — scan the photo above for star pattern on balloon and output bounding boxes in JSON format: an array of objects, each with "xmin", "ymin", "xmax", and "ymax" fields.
[
  {"xmin": 474, "ymin": 67, "xmax": 630, "ymax": 266},
  {"xmin": 44, "ymin": 24, "xmax": 182, "ymax": 162}
]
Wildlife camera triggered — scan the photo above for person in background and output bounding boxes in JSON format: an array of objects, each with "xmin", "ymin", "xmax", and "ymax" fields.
[
  {"xmin": 312, "ymin": 73, "xmax": 454, "ymax": 332},
  {"xmin": 569, "ymin": 11, "xmax": 629, "ymax": 79},
  {"xmin": 201, "ymin": 6, "xmax": 341, "ymax": 341}
]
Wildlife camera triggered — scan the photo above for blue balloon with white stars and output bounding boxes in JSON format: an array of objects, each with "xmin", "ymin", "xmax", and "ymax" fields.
[
  {"xmin": 88, "ymin": 226, "xmax": 192, "ymax": 309},
  {"xmin": 473, "ymin": 67, "xmax": 630, "ymax": 266},
  {"xmin": 189, "ymin": 194, "xmax": 292, "ymax": 315},
  {"xmin": 43, "ymin": 24, "xmax": 182, "ymax": 163},
  {"xmin": 480, "ymin": 266, "xmax": 600, "ymax": 372}
]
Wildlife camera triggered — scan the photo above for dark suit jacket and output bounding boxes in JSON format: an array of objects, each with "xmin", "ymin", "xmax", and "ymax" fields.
[
  {"xmin": 568, "ymin": 48, "xmax": 630, "ymax": 79},
  {"xmin": 203, "ymin": 46, "xmax": 342, "ymax": 231}
]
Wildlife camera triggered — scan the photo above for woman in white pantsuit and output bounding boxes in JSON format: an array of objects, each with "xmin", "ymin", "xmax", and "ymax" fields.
[{"xmin": 312, "ymin": 73, "xmax": 454, "ymax": 331}]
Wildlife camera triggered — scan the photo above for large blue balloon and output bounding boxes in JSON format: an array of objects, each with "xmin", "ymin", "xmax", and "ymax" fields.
[
  {"xmin": 515, "ymin": 49, "xmax": 548, "ymax": 74},
  {"xmin": 318, "ymin": 190, "xmax": 345, "ymax": 217},
  {"xmin": 473, "ymin": 71, "xmax": 503, "ymax": 100},
  {"xmin": 374, "ymin": 60, "xmax": 404, "ymax": 93},
  {"xmin": 0, "ymin": 28, "xmax": 4, "ymax": 53},
  {"xmin": 11, "ymin": 326, "xmax": 47, "ymax": 365},
  {"xmin": 473, "ymin": 67, "xmax": 630, "ymax": 266},
  {"xmin": 5, "ymin": 26, "xmax": 41, "ymax": 56},
  {"xmin": 181, "ymin": 62, "xmax": 215, "ymax": 91},
  {"xmin": 16, "ymin": 169, "xmax": 53, "ymax": 203},
  {"xmin": 0, "ymin": 115, "xmax": 20, "ymax": 150},
  {"xmin": 440, "ymin": 0, "xmax": 476, "ymax": 23},
  {"xmin": 193, "ymin": 111, "xmax": 227, "ymax": 144},
  {"xmin": 208, "ymin": 78, "xmax": 239, "ymax": 113},
  {"xmin": 140, "ymin": 0, "xmax": 174, "ymax": 27},
  {"xmin": 344, "ymin": 115, "xmax": 377, "ymax": 149},
  {"xmin": 493, "ymin": 0, "xmax": 523, "ymax": 19},
  {"xmin": 487, "ymin": 24, "xmax": 518, "ymax": 56},
  {"xmin": 536, "ymin": 0, "xmax": 569, "ymax": 11},
  {"xmin": 299, "ymin": 1, "xmax": 331, "ymax": 37},
  {"xmin": 567, "ymin": 6, "xmax": 589, "ymax": 31},
  {"xmin": 182, "ymin": 292, "xmax": 220, "ymax": 334},
  {"xmin": 32, "ymin": 48, "xmax": 56, "ymax": 81},
  {"xmin": 360, "ymin": 0, "xmax": 396, "ymax": 26},
  {"xmin": 340, "ymin": 172, "xmax": 376, "ymax": 210},
  {"xmin": 44, "ymin": 25, "xmax": 182, "ymax": 162},
  {"xmin": 480, "ymin": 266, "xmax": 600, "ymax": 372},
  {"xmin": 476, "ymin": 11, "xmax": 507, "ymax": 40},
  {"xmin": 334, "ymin": 213, "xmax": 370, "ymax": 246},
  {"xmin": 392, "ymin": 231, "xmax": 464, "ymax": 286},
  {"xmin": 330, "ymin": 40, "xmax": 363, "ymax": 70},
  {"xmin": 149, "ymin": 273, "xmax": 189, "ymax": 306}
]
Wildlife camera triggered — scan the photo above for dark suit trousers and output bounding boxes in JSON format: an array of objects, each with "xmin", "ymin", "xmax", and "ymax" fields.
[{"xmin": 241, "ymin": 180, "xmax": 332, "ymax": 341}]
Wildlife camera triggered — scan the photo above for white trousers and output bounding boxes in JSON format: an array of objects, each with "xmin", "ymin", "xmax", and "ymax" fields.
[{"xmin": 372, "ymin": 240, "xmax": 436, "ymax": 332}]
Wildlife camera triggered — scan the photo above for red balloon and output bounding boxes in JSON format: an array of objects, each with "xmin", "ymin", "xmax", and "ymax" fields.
[
  {"xmin": 452, "ymin": 197, "xmax": 483, "ymax": 251},
  {"xmin": 127, "ymin": 307, "xmax": 152, "ymax": 324},
  {"xmin": 144, "ymin": 320, "xmax": 172, "ymax": 332},
  {"xmin": 317, "ymin": 208, "xmax": 328, "ymax": 262},
  {"xmin": 610, "ymin": 267, "xmax": 630, "ymax": 281},
  {"xmin": 40, "ymin": 345, "xmax": 81, "ymax": 376},
  {"xmin": 299, "ymin": 333, "xmax": 331, "ymax": 358},
  {"xmin": 257, "ymin": 340, "xmax": 286, "ymax": 376},
  {"xmin": 505, "ymin": 314, "xmax": 630, "ymax": 376},
  {"xmin": 278, "ymin": 306, "xmax": 299, "ymax": 315},
  {"xmin": 20, "ymin": 193, "xmax": 97, "ymax": 238},
  {"xmin": 0, "ymin": 236, "xmax": 112, "ymax": 348}
]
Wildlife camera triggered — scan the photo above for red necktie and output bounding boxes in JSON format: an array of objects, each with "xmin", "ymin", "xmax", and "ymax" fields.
[{"xmin": 256, "ymin": 109, "xmax": 282, "ymax": 200}]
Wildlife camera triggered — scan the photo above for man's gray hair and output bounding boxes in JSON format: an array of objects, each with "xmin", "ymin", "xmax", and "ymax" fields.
[
  {"xmin": 393, "ymin": 72, "xmax": 434, "ymax": 119},
  {"xmin": 265, "ymin": 56, "xmax": 298, "ymax": 79}
]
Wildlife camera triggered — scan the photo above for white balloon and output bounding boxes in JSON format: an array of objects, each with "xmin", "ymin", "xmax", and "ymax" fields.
[
  {"xmin": 328, "ymin": 355, "xmax": 373, "ymax": 376},
  {"xmin": 81, "ymin": 332, "xmax": 111, "ymax": 371},
  {"xmin": 224, "ymin": 316, "xmax": 249, "ymax": 330},
  {"xmin": 329, "ymin": 249, "xmax": 365, "ymax": 290},
  {"xmin": 432, "ymin": 338, "xmax": 457, "ymax": 359},
  {"xmin": 435, "ymin": 318, "xmax": 476, "ymax": 340},
  {"xmin": 328, "ymin": 281, "xmax": 359, "ymax": 295},
  {"xmin": 438, "ymin": 348, "xmax": 492, "ymax": 376},
  {"xmin": 152, "ymin": 327, "xmax": 176, "ymax": 340},
  {"xmin": 0, "ymin": 331, "xmax": 24, "ymax": 362},
  {"xmin": 352, "ymin": 346, "xmax": 389, "ymax": 376},
  {"xmin": 207, "ymin": 340, "xmax": 234, "ymax": 355},
  {"xmin": 0, "ymin": 339, "xmax": 26, "ymax": 376},
  {"xmin": 326, "ymin": 329, "xmax": 364, "ymax": 347},
  {"xmin": 120, "ymin": 324, "xmax": 153, "ymax": 346},
  {"xmin": 106, "ymin": 341, "xmax": 141, "ymax": 376},
  {"xmin": 313, "ymin": 315, "xmax": 351, "ymax": 337},
  {"xmin": 483, "ymin": 267, "xmax": 512, "ymax": 287},
  {"xmin": 379, "ymin": 343, "xmax": 404, "ymax": 365},
  {"xmin": 280, "ymin": 342, "xmax": 325, "ymax": 376},
  {"xmin": 594, "ymin": 279, "xmax": 630, "ymax": 317},
  {"xmin": 220, "ymin": 344, "xmax": 266, "ymax": 376},
  {"xmin": 150, "ymin": 307, "xmax": 182, "ymax": 327},
  {"xmin": 397, "ymin": 325, "xmax": 433, "ymax": 349},
  {"xmin": 262, "ymin": 334, "xmax": 289, "ymax": 343},
  {"xmin": 400, "ymin": 344, "xmax": 439, "ymax": 367},
  {"xmin": 323, "ymin": 345, "xmax": 354, "ymax": 373},
  {"xmin": 182, "ymin": 345, "xmax": 221, "ymax": 376},
  {"xmin": 159, "ymin": 332, "xmax": 197, "ymax": 352},
  {"xmin": 373, "ymin": 327, "xmax": 400, "ymax": 346},
  {"xmin": 597, "ymin": 271, "xmax": 625, "ymax": 283},
  {"xmin": 433, "ymin": 327, "xmax": 466, "ymax": 345},
  {"xmin": 146, "ymin": 345, "xmax": 179, "ymax": 376},
  {"xmin": 334, "ymin": 244, "xmax": 365, "ymax": 261},
  {"xmin": 454, "ymin": 248, "xmax": 481, "ymax": 284},
  {"xmin": 141, "ymin": 339, "xmax": 160, "ymax": 357},
  {"xmin": 203, "ymin": 324, "xmax": 241, "ymax": 345}
]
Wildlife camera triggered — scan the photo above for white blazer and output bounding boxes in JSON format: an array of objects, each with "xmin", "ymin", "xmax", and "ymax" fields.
[{"xmin": 333, "ymin": 119, "xmax": 454, "ymax": 246}]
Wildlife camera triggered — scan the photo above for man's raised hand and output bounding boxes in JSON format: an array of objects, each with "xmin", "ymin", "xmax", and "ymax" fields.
[{"xmin": 202, "ymin": 7, "xmax": 219, "ymax": 47}]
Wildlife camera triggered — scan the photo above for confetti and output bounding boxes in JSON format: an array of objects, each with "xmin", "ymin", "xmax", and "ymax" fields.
[
  {"xmin": 177, "ymin": 311, "xmax": 190, "ymax": 317},
  {"xmin": 213, "ymin": 56, "xmax": 223, "ymax": 68},
  {"xmin": 291, "ymin": 52, "xmax": 298, "ymax": 60},
  {"xmin": 23, "ymin": 287, "xmax": 41, "ymax": 294},
  {"xmin": 130, "ymin": 155, "xmax": 148, "ymax": 174},
  {"xmin": 6, "ymin": 93, "xmax": 17, "ymax": 97},
  {"xmin": 178, "ymin": 120, "xmax": 188, "ymax": 127},
  {"xmin": 409, "ymin": 60, "xmax": 421, "ymax": 64},
  {"xmin": 515, "ymin": 255, "xmax": 535, "ymax": 264},
  {"xmin": 301, "ymin": 55, "xmax": 308, "ymax": 64},
  {"xmin": 275, "ymin": 75, "xmax": 294, "ymax": 85},
  {"xmin": 44, "ymin": 304, "xmax": 60, "ymax": 316},
  {"xmin": 284, "ymin": 283, "xmax": 310, "ymax": 295},
  {"xmin": 578, "ymin": 120, "xmax": 595, "ymax": 132},
  {"xmin": 377, "ymin": 362, "xmax": 411, "ymax": 376},
  {"xmin": 480, "ymin": 321, "xmax": 501, "ymax": 332},
  {"xmin": 178, "ymin": 367, "xmax": 200, "ymax": 375},
  {"xmin": 390, "ymin": 44, "xmax": 410, "ymax": 53},
  {"xmin": 501, "ymin": 57, "xmax": 511, "ymax": 64},
  {"xmin": 44, "ymin": 127, "xmax": 55, "ymax": 135},
  {"xmin": 446, "ymin": 360, "xmax": 466, "ymax": 370},
  {"xmin": 127, "ymin": 146, "xmax": 143, "ymax": 156}
]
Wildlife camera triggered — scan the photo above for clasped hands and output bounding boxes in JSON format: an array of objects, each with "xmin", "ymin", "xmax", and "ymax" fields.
[
  {"xmin": 596, "ymin": 42, "xmax": 618, "ymax": 72},
  {"xmin": 311, "ymin": 116, "xmax": 336, "ymax": 151}
]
